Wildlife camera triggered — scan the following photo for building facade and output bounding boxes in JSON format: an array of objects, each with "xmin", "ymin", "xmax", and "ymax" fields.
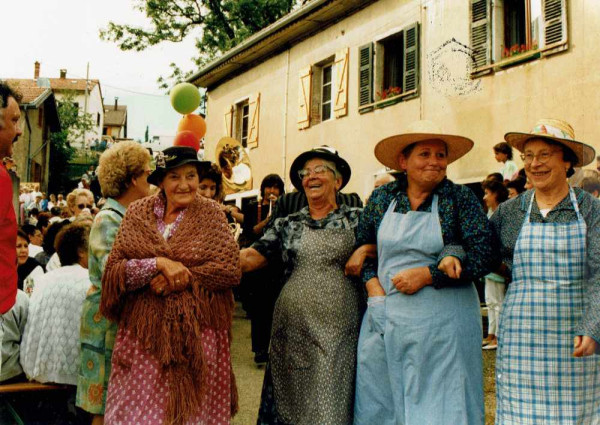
[{"xmin": 189, "ymin": 0, "xmax": 597, "ymax": 199}]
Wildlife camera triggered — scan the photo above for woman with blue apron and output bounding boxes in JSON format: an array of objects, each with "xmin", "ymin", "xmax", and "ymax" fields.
[
  {"xmin": 493, "ymin": 120, "xmax": 600, "ymax": 424},
  {"xmin": 354, "ymin": 121, "xmax": 495, "ymax": 425}
]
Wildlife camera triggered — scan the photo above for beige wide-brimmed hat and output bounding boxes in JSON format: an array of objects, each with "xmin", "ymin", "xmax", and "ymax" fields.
[
  {"xmin": 504, "ymin": 119, "xmax": 595, "ymax": 166},
  {"xmin": 374, "ymin": 120, "xmax": 474, "ymax": 170}
]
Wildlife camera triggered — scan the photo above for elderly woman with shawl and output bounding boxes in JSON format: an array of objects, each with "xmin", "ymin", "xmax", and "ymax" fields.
[{"xmin": 100, "ymin": 146, "xmax": 241, "ymax": 425}]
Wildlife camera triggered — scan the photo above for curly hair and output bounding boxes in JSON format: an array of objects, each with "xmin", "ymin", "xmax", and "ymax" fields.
[
  {"xmin": 66, "ymin": 188, "xmax": 94, "ymax": 214},
  {"xmin": 97, "ymin": 141, "xmax": 151, "ymax": 198},
  {"xmin": 55, "ymin": 222, "xmax": 91, "ymax": 266},
  {"xmin": 199, "ymin": 163, "xmax": 224, "ymax": 202}
]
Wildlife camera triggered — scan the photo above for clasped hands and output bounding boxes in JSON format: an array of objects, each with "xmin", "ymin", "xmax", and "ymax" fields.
[
  {"xmin": 390, "ymin": 256, "xmax": 463, "ymax": 295},
  {"xmin": 151, "ymin": 257, "xmax": 193, "ymax": 296}
]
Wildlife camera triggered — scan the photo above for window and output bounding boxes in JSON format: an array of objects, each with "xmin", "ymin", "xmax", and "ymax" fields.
[
  {"xmin": 297, "ymin": 48, "xmax": 349, "ymax": 130},
  {"xmin": 358, "ymin": 23, "xmax": 420, "ymax": 113},
  {"xmin": 96, "ymin": 112, "xmax": 101, "ymax": 127},
  {"xmin": 471, "ymin": 0, "xmax": 567, "ymax": 72},
  {"xmin": 224, "ymin": 94, "xmax": 260, "ymax": 148},
  {"xmin": 321, "ymin": 64, "xmax": 333, "ymax": 121},
  {"xmin": 235, "ymin": 100, "xmax": 250, "ymax": 147}
]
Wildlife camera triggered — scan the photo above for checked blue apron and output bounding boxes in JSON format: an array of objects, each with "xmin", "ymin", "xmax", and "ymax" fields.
[
  {"xmin": 496, "ymin": 189, "xmax": 600, "ymax": 424},
  {"xmin": 354, "ymin": 195, "xmax": 483, "ymax": 425}
]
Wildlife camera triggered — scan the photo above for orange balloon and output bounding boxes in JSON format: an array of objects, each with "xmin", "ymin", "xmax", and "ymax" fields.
[{"xmin": 177, "ymin": 114, "xmax": 206, "ymax": 141}]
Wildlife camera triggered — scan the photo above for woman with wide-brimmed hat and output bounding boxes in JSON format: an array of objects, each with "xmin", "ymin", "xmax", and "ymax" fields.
[
  {"xmin": 100, "ymin": 146, "xmax": 240, "ymax": 425},
  {"xmin": 491, "ymin": 119, "xmax": 600, "ymax": 424},
  {"xmin": 354, "ymin": 120, "xmax": 495, "ymax": 425},
  {"xmin": 240, "ymin": 146, "xmax": 364, "ymax": 424}
]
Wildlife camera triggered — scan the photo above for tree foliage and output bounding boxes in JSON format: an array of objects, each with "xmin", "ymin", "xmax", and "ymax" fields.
[
  {"xmin": 100, "ymin": 0, "xmax": 300, "ymax": 88},
  {"xmin": 48, "ymin": 92, "xmax": 95, "ymax": 195}
]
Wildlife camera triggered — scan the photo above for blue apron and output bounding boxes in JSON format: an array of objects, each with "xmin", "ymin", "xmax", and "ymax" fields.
[
  {"xmin": 355, "ymin": 195, "xmax": 484, "ymax": 425},
  {"xmin": 496, "ymin": 189, "xmax": 600, "ymax": 424}
]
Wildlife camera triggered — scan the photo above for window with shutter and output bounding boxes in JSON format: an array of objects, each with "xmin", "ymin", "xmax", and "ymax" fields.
[
  {"xmin": 470, "ymin": 0, "xmax": 491, "ymax": 68},
  {"xmin": 247, "ymin": 93, "xmax": 260, "ymax": 148},
  {"xmin": 358, "ymin": 43, "xmax": 373, "ymax": 112},
  {"xmin": 471, "ymin": 0, "xmax": 567, "ymax": 73},
  {"xmin": 334, "ymin": 48, "xmax": 349, "ymax": 118},
  {"xmin": 403, "ymin": 23, "xmax": 419, "ymax": 96},
  {"xmin": 224, "ymin": 105, "xmax": 233, "ymax": 137},
  {"xmin": 543, "ymin": 0, "xmax": 567, "ymax": 49},
  {"xmin": 359, "ymin": 22, "xmax": 420, "ymax": 113},
  {"xmin": 297, "ymin": 66, "xmax": 312, "ymax": 130}
]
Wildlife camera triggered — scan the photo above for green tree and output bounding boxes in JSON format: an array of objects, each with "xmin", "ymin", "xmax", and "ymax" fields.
[
  {"xmin": 100, "ymin": 0, "xmax": 299, "ymax": 88},
  {"xmin": 48, "ymin": 92, "xmax": 95, "ymax": 195}
]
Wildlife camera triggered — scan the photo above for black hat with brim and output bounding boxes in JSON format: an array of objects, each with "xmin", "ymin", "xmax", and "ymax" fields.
[
  {"xmin": 148, "ymin": 146, "xmax": 211, "ymax": 186},
  {"xmin": 289, "ymin": 146, "xmax": 351, "ymax": 192}
]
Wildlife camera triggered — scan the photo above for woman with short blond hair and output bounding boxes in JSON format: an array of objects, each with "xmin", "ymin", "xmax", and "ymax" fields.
[{"xmin": 76, "ymin": 141, "xmax": 152, "ymax": 425}]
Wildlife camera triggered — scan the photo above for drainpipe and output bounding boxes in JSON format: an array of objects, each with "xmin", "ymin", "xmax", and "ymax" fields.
[
  {"xmin": 281, "ymin": 50, "xmax": 290, "ymax": 185},
  {"xmin": 24, "ymin": 106, "xmax": 32, "ymax": 182}
]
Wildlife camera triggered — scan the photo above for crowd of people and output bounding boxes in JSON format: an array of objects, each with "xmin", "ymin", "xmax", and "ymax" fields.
[{"xmin": 2, "ymin": 79, "xmax": 600, "ymax": 424}]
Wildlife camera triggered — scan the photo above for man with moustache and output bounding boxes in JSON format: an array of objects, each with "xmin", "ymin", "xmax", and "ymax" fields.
[{"xmin": 0, "ymin": 82, "xmax": 23, "ymax": 371}]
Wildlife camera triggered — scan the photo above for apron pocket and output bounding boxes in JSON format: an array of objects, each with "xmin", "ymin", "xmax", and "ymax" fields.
[{"xmin": 367, "ymin": 297, "xmax": 386, "ymax": 335}]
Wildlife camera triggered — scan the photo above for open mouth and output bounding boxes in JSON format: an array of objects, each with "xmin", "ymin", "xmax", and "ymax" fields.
[{"xmin": 530, "ymin": 170, "xmax": 550, "ymax": 178}]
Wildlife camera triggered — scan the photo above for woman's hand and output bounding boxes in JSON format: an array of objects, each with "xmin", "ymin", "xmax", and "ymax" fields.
[
  {"xmin": 240, "ymin": 248, "xmax": 268, "ymax": 273},
  {"xmin": 366, "ymin": 277, "xmax": 386, "ymax": 298},
  {"xmin": 391, "ymin": 267, "xmax": 432, "ymax": 295},
  {"xmin": 156, "ymin": 257, "xmax": 192, "ymax": 289},
  {"xmin": 573, "ymin": 335, "xmax": 598, "ymax": 357},
  {"xmin": 345, "ymin": 244, "xmax": 377, "ymax": 277},
  {"xmin": 438, "ymin": 256, "xmax": 462, "ymax": 279}
]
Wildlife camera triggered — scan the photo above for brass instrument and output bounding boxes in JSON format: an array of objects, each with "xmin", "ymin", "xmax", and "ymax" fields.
[{"xmin": 215, "ymin": 137, "xmax": 253, "ymax": 194}]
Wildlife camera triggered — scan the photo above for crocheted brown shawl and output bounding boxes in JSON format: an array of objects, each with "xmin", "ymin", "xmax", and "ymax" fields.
[{"xmin": 100, "ymin": 193, "xmax": 241, "ymax": 425}]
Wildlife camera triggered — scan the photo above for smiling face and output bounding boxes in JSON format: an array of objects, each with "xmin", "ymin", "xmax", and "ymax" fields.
[
  {"xmin": 198, "ymin": 178, "xmax": 217, "ymax": 200},
  {"xmin": 399, "ymin": 140, "xmax": 448, "ymax": 189},
  {"xmin": 523, "ymin": 138, "xmax": 570, "ymax": 193},
  {"xmin": 16, "ymin": 235, "xmax": 29, "ymax": 266},
  {"xmin": 301, "ymin": 158, "xmax": 342, "ymax": 204},
  {"xmin": 159, "ymin": 164, "xmax": 200, "ymax": 209}
]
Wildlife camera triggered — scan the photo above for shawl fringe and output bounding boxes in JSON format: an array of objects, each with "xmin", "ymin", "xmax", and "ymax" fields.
[{"xmin": 100, "ymin": 193, "xmax": 240, "ymax": 424}]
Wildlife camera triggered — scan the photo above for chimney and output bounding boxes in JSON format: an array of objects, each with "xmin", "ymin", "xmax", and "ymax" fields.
[
  {"xmin": 114, "ymin": 97, "xmax": 118, "ymax": 110},
  {"xmin": 60, "ymin": 69, "xmax": 67, "ymax": 79},
  {"xmin": 34, "ymin": 61, "xmax": 40, "ymax": 79}
]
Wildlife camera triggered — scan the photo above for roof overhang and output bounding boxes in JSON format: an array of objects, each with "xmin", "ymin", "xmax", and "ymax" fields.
[{"xmin": 187, "ymin": 0, "xmax": 376, "ymax": 90}]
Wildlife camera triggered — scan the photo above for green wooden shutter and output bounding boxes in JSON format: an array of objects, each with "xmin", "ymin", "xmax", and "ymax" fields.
[
  {"xmin": 470, "ymin": 0, "xmax": 491, "ymax": 69},
  {"xmin": 543, "ymin": 0, "xmax": 567, "ymax": 48},
  {"xmin": 403, "ymin": 23, "xmax": 419, "ymax": 95},
  {"xmin": 358, "ymin": 43, "xmax": 373, "ymax": 111}
]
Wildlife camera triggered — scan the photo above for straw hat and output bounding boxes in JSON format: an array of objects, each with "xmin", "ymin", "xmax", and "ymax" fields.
[
  {"xmin": 504, "ymin": 119, "xmax": 595, "ymax": 166},
  {"xmin": 374, "ymin": 120, "xmax": 474, "ymax": 170}
]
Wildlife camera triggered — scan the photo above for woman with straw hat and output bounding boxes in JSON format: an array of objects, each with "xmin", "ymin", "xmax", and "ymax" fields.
[
  {"xmin": 491, "ymin": 119, "xmax": 600, "ymax": 423},
  {"xmin": 353, "ymin": 120, "xmax": 495, "ymax": 425}
]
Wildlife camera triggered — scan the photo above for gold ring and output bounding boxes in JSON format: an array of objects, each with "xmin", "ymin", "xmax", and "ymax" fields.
[
  {"xmin": 157, "ymin": 287, "xmax": 163, "ymax": 293},
  {"xmin": 176, "ymin": 280, "xmax": 181, "ymax": 284}
]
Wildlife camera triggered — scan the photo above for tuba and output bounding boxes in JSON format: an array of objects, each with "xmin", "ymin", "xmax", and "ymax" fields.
[{"xmin": 215, "ymin": 137, "xmax": 253, "ymax": 194}]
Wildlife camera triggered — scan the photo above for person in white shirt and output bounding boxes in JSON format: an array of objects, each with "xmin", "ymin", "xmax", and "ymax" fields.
[
  {"xmin": 493, "ymin": 142, "xmax": 519, "ymax": 182},
  {"xmin": 20, "ymin": 222, "xmax": 91, "ymax": 385}
]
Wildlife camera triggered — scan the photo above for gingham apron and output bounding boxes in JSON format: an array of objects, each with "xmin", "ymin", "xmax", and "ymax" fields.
[{"xmin": 496, "ymin": 189, "xmax": 600, "ymax": 424}]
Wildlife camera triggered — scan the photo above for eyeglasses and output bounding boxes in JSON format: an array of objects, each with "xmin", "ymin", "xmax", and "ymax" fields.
[
  {"xmin": 77, "ymin": 203, "xmax": 93, "ymax": 210},
  {"xmin": 520, "ymin": 151, "xmax": 559, "ymax": 164},
  {"xmin": 298, "ymin": 165, "xmax": 334, "ymax": 179}
]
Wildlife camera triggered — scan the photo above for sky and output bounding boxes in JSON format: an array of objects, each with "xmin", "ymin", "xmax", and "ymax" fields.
[{"xmin": 2, "ymin": 0, "xmax": 203, "ymax": 141}]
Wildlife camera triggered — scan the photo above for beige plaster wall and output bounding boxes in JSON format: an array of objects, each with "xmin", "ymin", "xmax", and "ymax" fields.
[
  {"xmin": 13, "ymin": 108, "xmax": 49, "ymax": 189},
  {"xmin": 204, "ymin": 0, "xmax": 600, "ymax": 200}
]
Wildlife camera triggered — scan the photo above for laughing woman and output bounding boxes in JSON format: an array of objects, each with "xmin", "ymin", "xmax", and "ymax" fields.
[
  {"xmin": 100, "ymin": 146, "xmax": 240, "ymax": 425},
  {"xmin": 492, "ymin": 119, "xmax": 600, "ymax": 424}
]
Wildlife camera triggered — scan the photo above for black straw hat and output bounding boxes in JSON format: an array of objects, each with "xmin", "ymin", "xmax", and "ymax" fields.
[
  {"xmin": 148, "ymin": 146, "xmax": 210, "ymax": 186},
  {"xmin": 289, "ymin": 146, "xmax": 351, "ymax": 191}
]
